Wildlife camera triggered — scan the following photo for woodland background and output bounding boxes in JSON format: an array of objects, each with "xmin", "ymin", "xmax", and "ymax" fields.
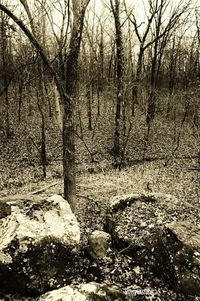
[{"xmin": 0, "ymin": 0, "xmax": 199, "ymax": 204}]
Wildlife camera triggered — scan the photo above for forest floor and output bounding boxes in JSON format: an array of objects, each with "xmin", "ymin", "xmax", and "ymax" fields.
[
  {"xmin": 0, "ymin": 89, "xmax": 199, "ymax": 300},
  {"xmin": 0, "ymin": 155, "xmax": 199, "ymax": 207},
  {"xmin": 0, "ymin": 153, "xmax": 199, "ymax": 300}
]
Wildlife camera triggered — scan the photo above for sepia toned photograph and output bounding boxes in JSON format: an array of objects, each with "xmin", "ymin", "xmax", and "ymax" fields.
[{"xmin": 0, "ymin": 0, "xmax": 199, "ymax": 300}]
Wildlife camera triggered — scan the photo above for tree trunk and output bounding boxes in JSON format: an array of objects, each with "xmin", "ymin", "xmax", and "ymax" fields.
[
  {"xmin": 38, "ymin": 59, "xmax": 48, "ymax": 178},
  {"xmin": 111, "ymin": 0, "xmax": 124, "ymax": 156},
  {"xmin": 54, "ymin": 83, "xmax": 63, "ymax": 132},
  {"xmin": 1, "ymin": 11, "xmax": 11, "ymax": 137},
  {"xmin": 0, "ymin": 0, "xmax": 90, "ymax": 210},
  {"xmin": 86, "ymin": 82, "xmax": 92, "ymax": 130},
  {"xmin": 37, "ymin": 93, "xmax": 47, "ymax": 178},
  {"xmin": 63, "ymin": 101, "xmax": 76, "ymax": 211},
  {"xmin": 18, "ymin": 79, "xmax": 24, "ymax": 122},
  {"xmin": 63, "ymin": 2, "xmax": 89, "ymax": 210},
  {"xmin": 132, "ymin": 47, "xmax": 144, "ymax": 115}
]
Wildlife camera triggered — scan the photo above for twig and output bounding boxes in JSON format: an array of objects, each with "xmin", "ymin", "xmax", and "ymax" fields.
[
  {"xmin": 76, "ymin": 194, "xmax": 94, "ymax": 201},
  {"xmin": 28, "ymin": 182, "xmax": 60, "ymax": 195}
]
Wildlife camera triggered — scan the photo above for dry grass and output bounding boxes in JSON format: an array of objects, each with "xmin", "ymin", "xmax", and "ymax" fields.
[
  {"xmin": 76, "ymin": 159, "xmax": 199, "ymax": 206},
  {"xmin": 1, "ymin": 157, "xmax": 198, "ymax": 208}
]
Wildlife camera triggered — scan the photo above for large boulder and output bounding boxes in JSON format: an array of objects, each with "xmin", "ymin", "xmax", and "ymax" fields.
[
  {"xmin": 0, "ymin": 195, "xmax": 80, "ymax": 295},
  {"xmin": 154, "ymin": 220, "xmax": 200, "ymax": 296},
  {"xmin": 106, "ymin": 193, "xmax": 199, "ymax": 253},
  {"xmin": 109, "ymin": 193, "xmax": 179, "ymax": 212},
  {"xmin": 106, "ymin": 193, "xmax": 182, "ymax": 255},
  {"xmin": 37, "ymin": 282, "xmax": 131, "ymax": 301},
  {"xmin": 106, "ymin": 193, "xmax": 200, "ymax": 296}
]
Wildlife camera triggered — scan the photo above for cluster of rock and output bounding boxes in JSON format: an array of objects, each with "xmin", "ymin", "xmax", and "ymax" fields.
[
  {"xmin": 0, "ymin": 193, "xmax": 199, "ymax": 300},
  {"xmin": 106, "ymin": 193, "xmax": 200, "ymax": 296}
]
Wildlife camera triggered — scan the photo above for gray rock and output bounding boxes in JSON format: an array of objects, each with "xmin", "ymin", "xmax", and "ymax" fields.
[
  {"xmin": 37, "ymin": 282, "xmax": 130, "ymax": 301},
  {"xmin": 106, "ymin": 193, "xmax": 200, "ymax": 296},
  {"xmin": 109, "ymin": 193, "xmax": 178, "ymax": 212},
  {"xmin": 154, "ymin": 220, "xmax": 200, "ymax": 296},
  {"xmin": 0, "ymin": 195, "xmax": 80, "ymax": 294},
  {"xmin": 88, "ymin": 230, "xmax": 111, "ymax": 259},
  {"xmin": 106, "ymin": 193, "xmax": 180, "ymax": 254},
  {"xmin": 38, "ymin": 283, "xmax": 177, "ymax": 301},
  {"xmin": 106, "ymin": 192, "xmax": 199, "ymax": 251}
]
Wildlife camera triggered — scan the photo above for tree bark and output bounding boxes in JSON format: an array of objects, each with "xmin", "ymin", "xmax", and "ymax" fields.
[
  {"xmin": 111, "ymin": 0, "xmax": 124, "ymax": 156},
  {"xmin": 0, "ymin": 10, "xmax": 11, "ymax": 137},
  {"xmin": 63, "ymin": 1, "xmax": 89, "ymax": 210}
]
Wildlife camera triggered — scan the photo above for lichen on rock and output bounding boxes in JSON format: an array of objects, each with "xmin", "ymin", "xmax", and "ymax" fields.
[{"xmin": 0, "ymin": 194, "xmax": 80, "ymax": 295}]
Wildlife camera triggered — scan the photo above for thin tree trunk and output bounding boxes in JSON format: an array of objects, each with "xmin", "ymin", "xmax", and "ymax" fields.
[
  {"xmin": 37, "ymin": 94, "xmax": 47, "ymax": 178},
  {"xmin": 37, "ymin": 59, "xmax": 48, "ymax": 178},
  {"xmin": 54, "ymin": 83, "xmax": 63, "ymax": 132},
  {"xmin": 86, "ymin": 82, "xmax": 92, "ymax": 130},
  {"xmin": 111, "ymin": 0, "xmax": 124, "ymax": 156},
  {"xmin": 44, "ymin": 82, "xmax": 52, "ymax": 118},
  {"xmin": 132, "ymin": 47, "xmax": 144, "ymax": 115},
  {"xmin": 1, "ymin": 11, "xmax": 11, "ymax": 137},
  {"xmin": 18, "ymin": 79, "xmax": 24, "ymax": 122}
]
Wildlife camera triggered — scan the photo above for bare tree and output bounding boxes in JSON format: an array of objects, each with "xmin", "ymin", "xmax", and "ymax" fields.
[
  {"xmin": 0, "ymin": 0, "xmax": 90, "ymax": 210},
  {"xmin": 128, "ymin": 0, "xmax": 191, "ymax": 115},
  {"xmin": 0, "ymin": 7, "xmax": 12, "ymax": 137},
  {"xmin": 110, "ymin": 0, "xmax": 125, "ymax": 156},
  {"xmin": 146, "ymin": 0, "xmax": 190, "ymax": 130}
]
